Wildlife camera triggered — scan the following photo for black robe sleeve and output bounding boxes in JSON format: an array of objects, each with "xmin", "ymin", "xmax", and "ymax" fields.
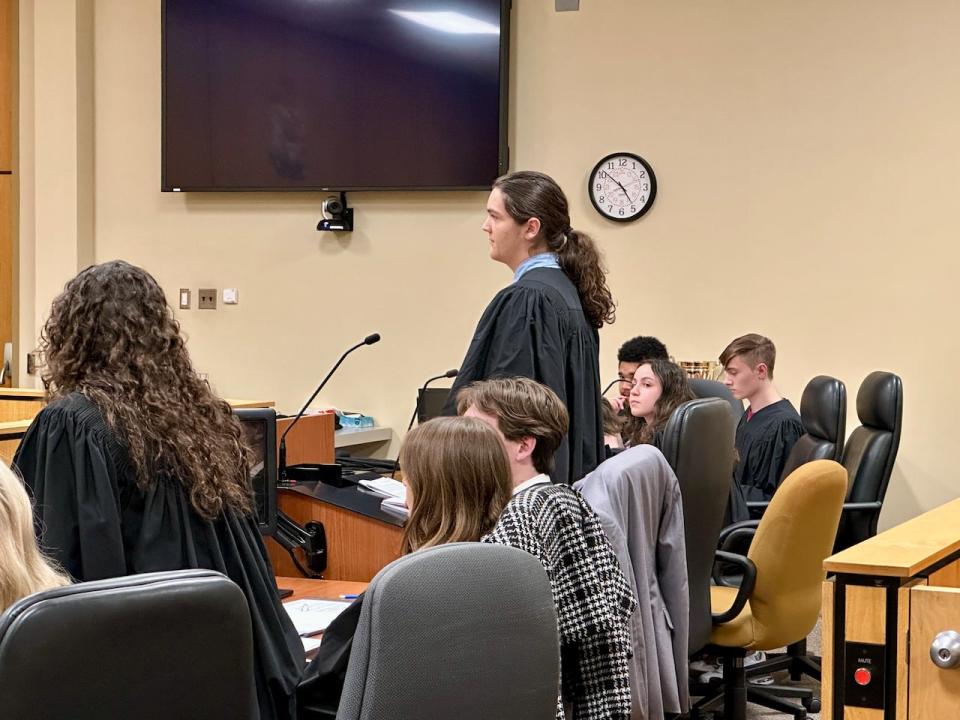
[
  {"xmin": 14, "ymin": 404, "xmax": 126, "ymax": 581},
  {"xmin": 443, "ymin": 283, "xmax": 567, "ymax": 415},
  {"xmin": 298, "ymin": 595, "xmax": 364, "ymax": 714}
]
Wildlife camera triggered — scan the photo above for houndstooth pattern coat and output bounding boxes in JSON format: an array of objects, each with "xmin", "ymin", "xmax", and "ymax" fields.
[{"xmin": 483, "ymin": 484, "xmax": 637, "ymax": 720}]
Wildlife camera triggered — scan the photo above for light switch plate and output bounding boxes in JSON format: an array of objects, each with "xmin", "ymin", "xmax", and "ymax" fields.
[
  {"xmin": 556, "ymin": 0, "xmax": 579, "ymax": 10},
  {"xmin": 179, "ymin": 288, "xmax": 191, "ymax": 309}
]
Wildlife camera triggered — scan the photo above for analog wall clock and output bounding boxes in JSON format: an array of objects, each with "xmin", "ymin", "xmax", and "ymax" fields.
[{"xmin": 588, "ymin": 152, "xmax": 657, "ymax": 222}]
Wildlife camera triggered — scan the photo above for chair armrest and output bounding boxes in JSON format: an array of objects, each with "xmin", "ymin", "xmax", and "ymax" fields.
[
  {"xmin": 711, "ymin": 550, "xmax": 757, "ymax": 624},
  {"xmin": 841, "ymin": 502, "xmax": 883, "ymax": 512},
  {"xmin": 713, "ymin": 526, "xmax": 759, "ymax": 586},
  {"xmin": 717, "ymin": 519, "xmax": 761, "ymax": 547},
  {"xmin": 745, "ymin": 501, "xmax": 770, "ymax": 511}
]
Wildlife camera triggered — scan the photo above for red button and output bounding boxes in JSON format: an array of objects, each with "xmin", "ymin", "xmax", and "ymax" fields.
[{"xmin": 854, "ymin": 667, "xmax": 872, "ymax": 686}]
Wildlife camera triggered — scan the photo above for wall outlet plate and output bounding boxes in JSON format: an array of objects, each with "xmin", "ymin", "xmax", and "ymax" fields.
[{"xmin": 198, "ymin": 288, "xmax": 217, "ymax": 309}]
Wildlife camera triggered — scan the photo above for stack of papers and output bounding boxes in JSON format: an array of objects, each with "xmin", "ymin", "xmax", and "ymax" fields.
[
  {"xmin": 283, "ymin": 598, "xmax": 352, "ymax": 637},
  {"xmin": 358, "ymin": 476, "xmax": 406, "ymax": 501},
  {"xmin": 381, "ymin": 495, "xmax": 409, "ymax": 518}
]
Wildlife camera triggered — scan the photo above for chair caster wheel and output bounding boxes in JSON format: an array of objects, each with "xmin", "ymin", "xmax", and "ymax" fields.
[{"xmin": 803, "ymin": 696, "xmax": 821, "ymax": 713}]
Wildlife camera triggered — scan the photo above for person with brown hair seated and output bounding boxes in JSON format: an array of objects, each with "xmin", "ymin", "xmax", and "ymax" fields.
[
  {"xmin": 13, "ymin": 261, "xmax": 303, "ymax": 720},
  {"xmin": 720, "ymin": 333, "xmax": 803, "ymax": 503},
  {"xmin": 458, "ymin": 377, "xmax": 636, "ymax": 720},
  {"xmin": 621, "ymin": 358, "xmax": 695, "ymax": 449},
  {"xmin": 298, "ymin": 416, "xmax": 513, "ymax": 715}
]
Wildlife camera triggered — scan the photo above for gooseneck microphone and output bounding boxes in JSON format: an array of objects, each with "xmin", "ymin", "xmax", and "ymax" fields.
[
  {"xmin": 279, "ymin": 332, "xmax": 381, "ymax": 482},
  {"xmin": 391, "ymin": 368, "xmax": 458, "ymax": 479},
  {"xmin": 406, "ymin": 368, "xmax": 459, "ymax": 432}
]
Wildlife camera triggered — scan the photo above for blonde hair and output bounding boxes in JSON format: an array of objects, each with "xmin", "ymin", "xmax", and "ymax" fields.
[
  {"xmin": 0, "ymin": 461, "xmax": 70, "ymax": 612},
  {"xmin": 399, "ymin": 417, "xmax": 512, "ymax": 555}
]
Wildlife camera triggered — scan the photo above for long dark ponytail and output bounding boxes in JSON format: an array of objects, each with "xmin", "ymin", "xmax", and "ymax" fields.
[{"xmin": 494, "ymin": 171, "xmax": 616, "ymax": 328}]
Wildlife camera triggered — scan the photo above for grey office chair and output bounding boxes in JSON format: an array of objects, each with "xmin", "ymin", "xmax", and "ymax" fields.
[
  {"xmin": 659, "ymin": 397, "xmax": 736, "ymax": 656},
  {"xmin": 335, "ymin": 543, "xmax": 560, "ymax": 720},
  {"xmin": 0, "ymin": 570, "xmax": 258, "ymax": 720}
]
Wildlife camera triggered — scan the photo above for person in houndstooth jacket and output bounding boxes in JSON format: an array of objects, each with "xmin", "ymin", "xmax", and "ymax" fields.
[{"xmin": 458, "ymin": 378, "xmax": 637, "ymax": 720}]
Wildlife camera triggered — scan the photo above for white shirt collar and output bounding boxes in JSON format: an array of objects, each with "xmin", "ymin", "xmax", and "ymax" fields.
[{"xmin": 512, "ymin": 473, "xmax": 552, "ymax": 496}]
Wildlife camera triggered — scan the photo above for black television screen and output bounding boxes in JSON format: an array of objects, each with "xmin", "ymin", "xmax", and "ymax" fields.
[
  {"xmin": 162, "ymin": 0, "xmax": 510, "ymax": 191},
  {"xmin": 235, "ymin": 407, "xmax": 278, "ymax": 537}
]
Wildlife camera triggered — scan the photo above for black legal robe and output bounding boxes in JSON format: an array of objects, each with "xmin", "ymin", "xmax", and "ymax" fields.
[
  {"xmin": 443, "ymin": 266, "xmax": 604, "ymax": 484},
  {"xmin": 13, "ymin": 393, "xmax": 304, "ymax": 720},
  {"xmin": 733, "ymin": 398, "xmax": 804, "ymax": 503}
]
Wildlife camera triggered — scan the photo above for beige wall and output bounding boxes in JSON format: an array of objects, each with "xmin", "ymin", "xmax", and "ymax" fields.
[{"xmin": 19, "ymin": 1, "xmax": 960, "ymax": 528}]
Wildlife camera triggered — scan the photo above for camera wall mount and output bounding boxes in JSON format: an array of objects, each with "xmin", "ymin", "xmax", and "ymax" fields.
[{"xmin": 317, "ymin": 191, "xmax": 354, "ymax": 232}]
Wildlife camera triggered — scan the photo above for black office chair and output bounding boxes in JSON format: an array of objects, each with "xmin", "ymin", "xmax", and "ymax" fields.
[
  {"xmin": 331, "ymin": 543, "xmax": 560, "ymax": 720},
  {"xmin": 744, "ymin": 374, "xmax": 847, "ymax": 518},
  {"xmin": 0, "ymin": 570, "xmax": 258, "ymax": 720},
  {"xmin": 689, "ymin": 378, "xmax": 744, "ymax": 435},
  {"xmin": 835, "ymin": 370, "xmax": 903, "ymax": 552},
  {"xmin": 660, "ymin": 397, "xmax": 736, "ymax": 657}
]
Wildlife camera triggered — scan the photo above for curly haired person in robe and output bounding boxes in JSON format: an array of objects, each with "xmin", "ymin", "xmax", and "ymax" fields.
[{"xmin": 14, "ymin": 260, "xmax": 303, "ymax": 720}]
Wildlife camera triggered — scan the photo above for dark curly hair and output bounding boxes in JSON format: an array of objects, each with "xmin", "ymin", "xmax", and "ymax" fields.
[
  {"xmin": 40, "ymin": 261, "xmax": 252, "ymax": 520},
  {"xmin": 623, "ymin": 359, "xmax": 695, "ymax": 446},
  {"xmin": 617, "ymin": 335, "xmax": 669, "ymax": 364},
  {"xmin": 494, "ymin": 171, "xmax": 616, "ymax": 329}
]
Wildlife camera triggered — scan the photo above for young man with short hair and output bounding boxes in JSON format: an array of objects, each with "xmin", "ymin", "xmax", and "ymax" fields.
[
  {"xmin": 458, "ymin": 377, "xmax": 635, "ymax": 720},
  {"xmin": 720, "ymin": 333, "xmax": 804, "ymax": 503}
]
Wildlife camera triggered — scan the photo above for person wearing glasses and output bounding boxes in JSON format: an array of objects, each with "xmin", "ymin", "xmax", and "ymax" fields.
[{"xmin": 603, "ymin": 336, "xmax": 670, "ymax": 452}]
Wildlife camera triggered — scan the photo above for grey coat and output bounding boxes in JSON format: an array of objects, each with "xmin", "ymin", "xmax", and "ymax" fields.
[{"xmin": 575, "ymin": 445, "xmax": 690, "ymax": 719}]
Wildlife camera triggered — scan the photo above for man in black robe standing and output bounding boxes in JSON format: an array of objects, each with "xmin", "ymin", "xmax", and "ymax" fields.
[{"xmin": 442, "ymin": 171, "xmax": 613, "ymax": 485}]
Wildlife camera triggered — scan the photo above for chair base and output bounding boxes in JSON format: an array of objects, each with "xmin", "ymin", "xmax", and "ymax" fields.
[{"xmin": 690, "ymin": 646, "xmax": 818, "ymax": 720}]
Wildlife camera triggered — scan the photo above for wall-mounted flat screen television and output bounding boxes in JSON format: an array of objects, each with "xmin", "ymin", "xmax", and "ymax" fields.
[{"xmin": 162, "ymin": 0, "xmax": 510, "ymax": 191}]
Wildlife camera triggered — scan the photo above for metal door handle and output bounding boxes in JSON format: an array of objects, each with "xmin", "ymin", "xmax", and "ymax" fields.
[{"xmin": 931, "ymin": 630, "xmax": 960, "ymax": 669}]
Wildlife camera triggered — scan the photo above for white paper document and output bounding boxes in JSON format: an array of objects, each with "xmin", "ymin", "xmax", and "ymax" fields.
[
  {"xmin": 381, "ymin": 495, "xmax": 410, "ymax": 518},
  {"xmin": 358, "ymin": 476, "xmax": 406, "ymax": 501},
  {"xmin": 283, "ymin": 599, "xmax": 352, "ymax": 637}
]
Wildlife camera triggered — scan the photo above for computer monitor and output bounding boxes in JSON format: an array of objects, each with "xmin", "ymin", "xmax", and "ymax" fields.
[
  {"xmin": 418, "ymin": 387, "xmax": 452, "ymax": 424},
  {"xmin": 234, "ymin": 407, "xmax": 278, "ymax": 537}
]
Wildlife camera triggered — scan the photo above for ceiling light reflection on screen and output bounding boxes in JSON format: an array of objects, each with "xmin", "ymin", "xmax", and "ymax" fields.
[{"xmin": 389, "ymin": 10, "xmax": 499, "ymax": 35}]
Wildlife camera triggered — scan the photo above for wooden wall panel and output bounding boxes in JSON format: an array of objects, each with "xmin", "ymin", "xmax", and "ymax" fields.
[
  {"xmin": 0, "ymin": 0, "xmax": 11, "ymax": 170},
  {"xmin": 845, "ymin": 585, "xmax": 887, "ymax": 644}
]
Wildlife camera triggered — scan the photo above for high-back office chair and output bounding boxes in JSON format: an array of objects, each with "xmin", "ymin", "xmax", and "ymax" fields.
[
  {"xmin": 689, "ymin": 378, "xmax": 744, "ymax": 433},
  {"xmin": 780, "ymin": 375, "xmax": 847, "ymax": 478},
  {"xmin": 0, "ymin": 570, "xmax": 257, "ymax": 720},
  {"xmin": 660, "ymin": 397, "xmax": 736, "ymax": 656},
  {"xmin": 743, "ymin": 374, "xmax": 847, "ymax": 519},
  {"xmin": 575, "ymin": 445, "xmax": 690, "ymax": 720},
  {"xmin": 692, "ymin": 461, "xmax": 847, "ymax": 720},
  {"xmin": 836, "ymin": 370, "xmax": 903, "ymax": 552},
  {"xmin": 331, "ymin": 543, "xmax": 560, "ymax": 720}
]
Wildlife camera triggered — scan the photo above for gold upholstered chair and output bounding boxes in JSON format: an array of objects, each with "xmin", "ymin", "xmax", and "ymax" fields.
[{"xmin": 691, "ymin": 460, "xmax": 847, "ymax": 720}]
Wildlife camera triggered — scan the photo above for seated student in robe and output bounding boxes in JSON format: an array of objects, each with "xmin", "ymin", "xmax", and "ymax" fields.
[
  {"xmin": 458, "ymin": 377, "xmax": 637, "ymax": 720},
  {"xmin": 608, "ymin": 336, "xmax": 671, "ymax": 451},
  {"xmin": 298, "ymin": 416, "xmax": 512, "ymax": 715},
  {"xmin": 13, "ymin": 261, "xmax": 304, "ymax": 720},
  {"xmin": 720, "ymin": 333, "xmax": 804, "ymax": 503},
  {"xmin": 621, "ymin": 358, "xmax": 695, "ymax": 449},
  {"xmin": 0, "ymin": 460, "xmax": 70, "ymax": 613}
]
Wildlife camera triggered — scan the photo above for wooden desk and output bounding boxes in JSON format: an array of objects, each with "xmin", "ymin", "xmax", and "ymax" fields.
[
  {"xmin": 821, "ymin": 497, "xmax": 960, "ymax": 719},
  {"xmin": 277, "ymin": 577, "xmax": 368, "ymax": 602}
]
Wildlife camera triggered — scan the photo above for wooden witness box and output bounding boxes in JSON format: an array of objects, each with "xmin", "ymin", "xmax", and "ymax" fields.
[
  {"xmin": 266, "ymin": 413, "xmax": 403, "ymax": 583},
  {"xmin": 821, "ymin": 497, "xmax": 960, "ymax": 719}
]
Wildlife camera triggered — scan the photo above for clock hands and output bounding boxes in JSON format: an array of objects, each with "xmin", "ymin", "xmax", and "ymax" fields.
[{"xmin": 605, "ymin": 172, "xmax": 632, "ymax": 201}]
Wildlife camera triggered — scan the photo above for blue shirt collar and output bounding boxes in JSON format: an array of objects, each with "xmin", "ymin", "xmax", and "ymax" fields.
[{"xmin": 513, "ymin": 252, "xmax": 560, "ymax": 282}]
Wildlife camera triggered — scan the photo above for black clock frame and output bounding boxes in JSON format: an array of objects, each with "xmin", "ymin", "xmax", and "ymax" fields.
[{"xmin": 588, "ymin": 152, "xmax": 658, "ymax": 223}]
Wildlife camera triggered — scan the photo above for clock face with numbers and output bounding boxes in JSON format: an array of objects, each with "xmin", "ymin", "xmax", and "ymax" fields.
[{"xmin": 588, "ymin": 152, "xmax": 657, "ymax": 222}]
